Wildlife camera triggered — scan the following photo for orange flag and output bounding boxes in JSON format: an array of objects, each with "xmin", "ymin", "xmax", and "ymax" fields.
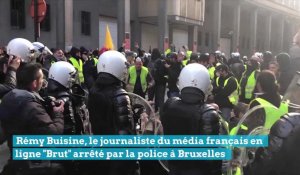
[{"xmin": 104, "ymin": 25, "xmax": 115, "ymax": 50}]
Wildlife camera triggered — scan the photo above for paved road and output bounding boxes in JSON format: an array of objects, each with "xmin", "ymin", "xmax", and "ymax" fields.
[{"xmin": 0, "ymin": 142, "xmax": 9, "ymax": 172}]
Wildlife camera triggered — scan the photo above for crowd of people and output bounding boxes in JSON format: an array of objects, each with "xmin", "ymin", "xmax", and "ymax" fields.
[{"xmin": 0, "ymin": 37, "xmax": 300, "ymax": 175}]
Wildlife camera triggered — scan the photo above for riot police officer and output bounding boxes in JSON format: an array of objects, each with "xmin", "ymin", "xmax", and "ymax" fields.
[
  {"xmin": 6, "ymin": 38, "xmax": 36, "ymax": 64},
  {"xmin": 248, "ymin": 113, "xmax": 300, "ymax": 175},
  {"xmin": 32, "ymin": 41, "xmax": 54, "ymax": 70},
  {"xmin": 47, "ymin": 61, "xmax": 91, "ymax": 175},
  {"xmin": 88, "ymin": 50, "xmax": 136, "ymax": 175},
  {"xmin": 161, "ymin": 63, "xmax": 222, "ymax": 175},
  {"xmin": 47, "ymin": 61, "xmax": 91, "ymax": 135}
]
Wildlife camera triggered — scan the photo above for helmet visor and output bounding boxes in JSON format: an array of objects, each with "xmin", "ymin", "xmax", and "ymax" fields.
[
  {"xmin": 69, "ymin": 71, "xmax": 79, "ymax": 87},
  {"xmin": 28, "ymin": 49, "xmax": 37, "ymax": 62}
]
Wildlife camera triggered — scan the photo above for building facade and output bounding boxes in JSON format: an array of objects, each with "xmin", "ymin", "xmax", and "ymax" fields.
[{"xmin": 0, "ymin": 0, "xmax": 299, "ymax": 57}]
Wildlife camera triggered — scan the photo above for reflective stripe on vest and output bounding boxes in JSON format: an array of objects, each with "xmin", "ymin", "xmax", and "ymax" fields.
[
  {"xmin": 128, "ymin": 66, "xmax": 148, "ymax": 93},
  {"xmin": 251, "ymin": 98, "xmax": 288, "ymax": 129},
  {"xmin": 244, "ymin": 71, "xmax": 256, "ymax": 99},
  {"xmin": 234, "ymin": 167, "xmax": 242, "ymax": 175},
  {"xmin": 165, "ymin": 48, "xmax": 171, "ymax": 56},
  {"xmin": 93, "ymin": 57, "xmax": 98, "ymax": 66},
  {"xmin": 229, "ymin": 124, "xmax": 248, "ymax": 135},
  {"xmin": 243, "ymin": 64, "xmax": 247, "ymax": 73},
  {"xmin": 208, "ymin": 66, "xmax": 215, "ymax": 80},
  {"xmin": 186, "ymin": 50, "xmax": 192, "ymax": 59},
  {"xmin": 182, "ymin": 59, "xmax": 189, "ymax": 66},
  {"xmin": 216, "ymin": 76, "xmax": 239, "ymax": 105},
  {"xmin": 69, "ymin": 57, "xmax": 84, "ymax": 83}
]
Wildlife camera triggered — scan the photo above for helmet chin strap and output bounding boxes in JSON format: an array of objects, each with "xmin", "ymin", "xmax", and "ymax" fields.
[{"xmin": 68, "ymin": 73, "xmax": 77, "ymax": 88}]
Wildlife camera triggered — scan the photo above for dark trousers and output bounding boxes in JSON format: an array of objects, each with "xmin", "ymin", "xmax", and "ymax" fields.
[
  {"xmin": 148, "ymin": 86, "xmax": 155, "ymax": 101},
  {"xmin": 154, "ymin": 84, "xmax": 166, "ymax": 112}
]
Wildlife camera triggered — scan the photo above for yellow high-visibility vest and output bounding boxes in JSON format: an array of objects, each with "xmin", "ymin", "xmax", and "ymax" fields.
[
  {"xmin": 234, "ymin": 167, "xmax": 242, "ymax": 175},
  {"xmin": 239, "ymin": 71, "xmax": 256, "ymax": 99},
  {"xmin": 128, "ymin": 66, "xmax": 149, "ymax": 93},
  {"xmin": 69, "ymin": 57, "xmax": 84, "ymax": 83},
  {"xmin": 209, "ymin": 66, "xmax": 215, "ymax": 80},
  {"xmin": 93, "ymin": 57, "xmax": 98, "ymax": 66},
  {"xmin": 186, "ymin": 50, "xmax": 192, "ymax": 59},
  {"xmin": 182, "ymin": 59, "xmax": 189, "ymax": 66},
  {"xmin": 230, "ymin": 98, "xmax": 288, "ymax": 135},
  {"xmin": 250, "ymin": 98, "xmax": 288, "ymax": 129},
  {"xmin": 216, "ymin": 76, "xmax": 239, "ymax": 105},
  {"xmin": 229, "ymin": 124, "xmax": 248, "ymax": 135},
  {"xmin": 164, "ymin": 48, "xmax": 171, "ymax": 56}
]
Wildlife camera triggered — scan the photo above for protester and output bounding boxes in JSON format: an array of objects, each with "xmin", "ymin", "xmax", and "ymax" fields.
[
  {"xmin": 213, "ymin": 64, "xmax": 239, "ymax": 121},
  {"xmin": 0, "ymin": 63, "xmax": 65, "ymax": 175},
  {"xmin": 127, "ymin": 57, "xmax": 154, "ymax": 98}
]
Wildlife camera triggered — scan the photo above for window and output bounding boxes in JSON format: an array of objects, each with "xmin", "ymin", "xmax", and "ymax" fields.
[
  {"xmin": 198, "ymin": 31, "xmax": 202, "ymax": 46},
  {"xmin": 40, "ymin": 4, "xmax": 51, "ymax": 31},
  {"xmin": 81, "ymin": 11, "xmax": 91, "ymax": 36},
  {"xmin": 11, "ymin": 0, "xmax": 25, "ymax": 29},
  {"xmin": 205, "ymin": 32, "xmax": 209, "ymax": 47}
]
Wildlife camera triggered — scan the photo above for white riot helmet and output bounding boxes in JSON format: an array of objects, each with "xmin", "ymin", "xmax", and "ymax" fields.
[
  {"xmin": 178, "ymin": 63, "xmax": 210, "ymax": 94},
  {"xmin": 97, "ymin": 50, "xmax": 128, "ymax": 82},
  {"xmin": 7, "ymin": 38, "xmax": 35, "ymax": 63},
  {"xmin": 215, "ymin": 50, "xmax": 222, "ymax": 56},
  {"xmin": 48, "ymin": 61, "xmax": 76, "ymax": 88},
  {"xmin": 32, "ymin": 42, "xmax": 53, "ymax": 58},
  {"xmin": 231, "ymin": 52, "xmax": 240, "ymax": 58}
]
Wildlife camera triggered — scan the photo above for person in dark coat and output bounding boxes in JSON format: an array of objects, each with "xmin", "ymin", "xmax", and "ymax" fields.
[
  {"xmin": 83, "ymin": 50, "xmax": 99, "ymax": 90},
  {"xmin": 249, "ymin": 113, "xmax": 300, "ymax": 175},
  {"xmin": 239, "ymin": 56, "xmax": 260, "ymax": 104},
  {"xmin": 151, "ymin": 48, "xmax": 167, "ymax": 112},
  {"xmin": 213, "ymin": 64, "xmax": 238, "ymax": 121},
  {"xmin": 161, "ymin": 64, "xmax": 222, "ymax": 175},
  {"xmin": 0, "ymin": 52, "xmax": 21, "ymax": 145},
  {"xmin": 165, "ymin": 52, "xmax": 183, "ymax": 98},
  {"xmin": 276, "ymin": 53, "xmax": 293, "ymax": 95},
  {"xmin": 261, "ymin": 51, "xmax": 274, "ymax": 71},
  {"xmin": 88, "ymin": 50, "xmax": 136, "ymax": 175},
  {"xmin": 0, "ymin": 63, "xmax": 64, "ymax": 175}
]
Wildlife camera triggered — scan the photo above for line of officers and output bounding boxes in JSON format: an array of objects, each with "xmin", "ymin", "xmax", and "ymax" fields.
[{"xmin": 0, "ymin": 38, "xmax": 300, "ymax": 175}]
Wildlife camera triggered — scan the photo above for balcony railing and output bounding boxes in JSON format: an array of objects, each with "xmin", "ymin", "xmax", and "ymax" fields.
[
  {"xmin": 138, "ymin": 0, "xmax": 205, "ymax": 24},
  {"xmin": 270, "ymin": 0, "xmax": 300, "ymax": 11},
  {"xmin": 167, "ymin": 0, "xmax": 205, "ymax": 23}
]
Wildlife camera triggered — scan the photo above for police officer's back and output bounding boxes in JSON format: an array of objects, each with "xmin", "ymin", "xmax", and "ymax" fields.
[
  {"xmin": 88, "ymin": 50, "xmax": 135, "ymax": 175},
  {"xmin": 249, "ymin": 113, "xmax": 300, "ymax": 175},
  {"xmin": 161, "ymin": 63, "xmax": 222, "ymax": 175}
]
